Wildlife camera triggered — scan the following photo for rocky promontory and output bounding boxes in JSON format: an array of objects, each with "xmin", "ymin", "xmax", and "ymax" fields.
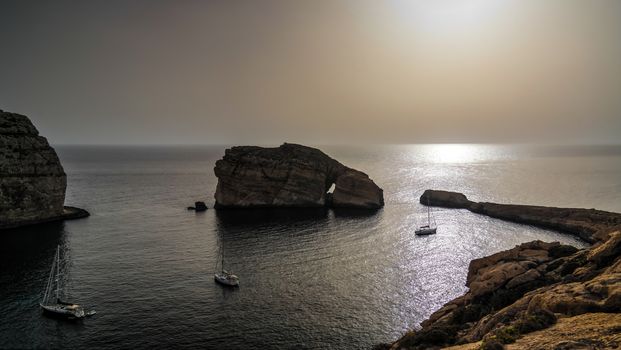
[
  {"xmin": 213, "ymin": 143, "xmax": 384, "ymax": 209},
  {"xmin": 381, "ymin": 191, "xmax": 621, "ymax": 349},
  {"xmin": 421, "ymin": 190, "xmax": 621, "ymax": 244},
  {"xmin": 0, "ymin": 109, "xmax": 88, "ymax": 229}
]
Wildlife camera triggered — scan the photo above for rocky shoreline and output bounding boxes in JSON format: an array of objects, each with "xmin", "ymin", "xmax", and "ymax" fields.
[
  {"xmin": 0, "ymin": 206, "xmax": 90, "ymax": 230},
  {"xmin": 381, "ymin": 190, "xmax": 621, "ymax": 349}
]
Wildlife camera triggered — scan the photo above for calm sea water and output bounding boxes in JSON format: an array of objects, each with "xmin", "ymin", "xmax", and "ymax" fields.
[{"xmin": 2, "ymin": 144, "xmax": 620, "ymax": 349}]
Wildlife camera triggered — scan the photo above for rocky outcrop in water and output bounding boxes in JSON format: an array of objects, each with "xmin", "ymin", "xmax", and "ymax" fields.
[
  {"xmin": 0, "ymin": 109, "xmax": 88, "ymax": 229},
  {"xmin": 421, "ymin": 190, "xmax": 621, "ymax": 244},
  {"xmin": 214, "ymin": 143, "xmax": 384, "ymax": 209},
  {"xmin": 379, "ymin": 193, "xmax": 621, "ymax": 350}
]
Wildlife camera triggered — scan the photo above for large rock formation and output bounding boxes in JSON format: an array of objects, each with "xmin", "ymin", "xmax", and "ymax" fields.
[
  {"xmin": 214, "ymin": 143, "xmax": 384, "ymax": 209},
  {"xmin": 379, "ymin": 193, "xmax": 621, "ymax": 350},
  {"xmin": 0, "ymin": 109, "xmax": 88, "ymax": 229}
]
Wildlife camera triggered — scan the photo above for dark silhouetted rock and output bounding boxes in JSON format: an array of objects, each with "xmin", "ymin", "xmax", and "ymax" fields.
[
  {"xmin": 194, "ymin": 201, "xmax": 207, "ymax": 212},
  {"xmin": 420, "ymin": 189, "xmax": 472, "ymax": 208},
  {"xmin": 213, "ymin": 143, "xmax": 383, "ymax": 209},
  {"xmin": 1, "ymin": 109, "xmax": 89, "ymax": 229}
]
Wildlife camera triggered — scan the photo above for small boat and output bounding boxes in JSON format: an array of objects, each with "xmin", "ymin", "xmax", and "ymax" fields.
[
  {"xmin": 40, "ymin": 245, "xmax": 94, "ymax": 319},
  {"xmin": 415, "ymin": 197, "xmax": 437, "ymax": 236},
  {"xmin": 214, "ymin": 246, "xmax": 239, "ymax": 287}
]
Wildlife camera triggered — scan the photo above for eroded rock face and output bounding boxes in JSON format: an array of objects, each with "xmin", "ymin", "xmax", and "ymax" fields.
[
  {"xmin": 331, "ymin": 169, "xmax": 385, "ymax": 208},
  {"xmin": 1, "ymin": 110, "xmax": 67, "ymax": 228},
  {"xmin": 214, "ymin": 143, "xmax": 383, "ymax": 209}
]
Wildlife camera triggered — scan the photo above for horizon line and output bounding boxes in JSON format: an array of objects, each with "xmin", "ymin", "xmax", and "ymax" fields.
[{"xmin": 51, "ymin": 142, "xmax": 621, "ymax": 147}]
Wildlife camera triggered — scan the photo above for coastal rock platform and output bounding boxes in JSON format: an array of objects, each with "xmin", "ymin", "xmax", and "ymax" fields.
[{"xmin": 421, "ymin": 190, "xmax": 621, "ymax": 244}]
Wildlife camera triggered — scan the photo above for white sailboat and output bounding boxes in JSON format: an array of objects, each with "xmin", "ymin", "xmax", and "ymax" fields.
[
  {"xmin": 40, "ymin": 245, "xmax": 94, "ymax": 319},
  {"xmin": 214, "ymin": 245, "xmax": 239, "ymax": 287},
  {"xmin": 415, "ymin": 198, "xmax": 437, "ymax": 235}
]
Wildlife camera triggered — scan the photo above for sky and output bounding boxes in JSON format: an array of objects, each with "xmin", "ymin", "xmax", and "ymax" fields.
[{"xmin": 1, "ymin": 0, "xmax": 620, "ymax": 145}]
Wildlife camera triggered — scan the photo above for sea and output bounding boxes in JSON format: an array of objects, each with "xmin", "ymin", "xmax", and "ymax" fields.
[{"xmin": 1, "ymin": 144, "xmax": 620, "ymax": 349}]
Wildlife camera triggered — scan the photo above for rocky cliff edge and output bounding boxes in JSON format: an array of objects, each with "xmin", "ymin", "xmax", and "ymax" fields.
[{"xmin": 0, "ymin": 109, "xmax": 88, "ymax": 229}]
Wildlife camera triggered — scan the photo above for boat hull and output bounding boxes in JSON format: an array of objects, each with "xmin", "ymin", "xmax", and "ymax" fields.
[
  {"xmin": 415, "ymin": 227, "xmax": 437, "ymax": 235},
  {"xmin": 214, "ymin": 273, "xmax": 239, "ymax": 287},
  {"xmin": 40, "ymin": 303, "xmax": 85, "ymax": 319}
]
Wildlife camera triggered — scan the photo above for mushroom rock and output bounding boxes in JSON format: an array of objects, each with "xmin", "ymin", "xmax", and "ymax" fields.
[{"xmin": 213, "ymin": 143, "xmax": 384, "ymax": 209}]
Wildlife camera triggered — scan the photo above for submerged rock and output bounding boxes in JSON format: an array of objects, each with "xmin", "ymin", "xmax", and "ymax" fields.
[
  {"xmin": 213, "ymin": 143, "xmax": 383, "ymax": 209},
  {"xmin": 0, "ymin": 109, "xmax": 89, "ymax": 229}
]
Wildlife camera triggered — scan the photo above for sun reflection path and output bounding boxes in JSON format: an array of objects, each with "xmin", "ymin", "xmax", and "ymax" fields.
[{"xmin": 419, "ymin": 144, "xmax": 487, "ymax": 164}]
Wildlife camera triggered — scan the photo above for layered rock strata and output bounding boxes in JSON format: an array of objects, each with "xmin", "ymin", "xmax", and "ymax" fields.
[
  {"xmin": 380, "ymin": 192, "xmax": 621, "ymax": 349},
  {"xmin": 214, "ymin": 143, "xmax": 384, "ymax": 209},
  {"xmin": 0, "ymin": 109, "xmax": 88, "ymax": 229}
]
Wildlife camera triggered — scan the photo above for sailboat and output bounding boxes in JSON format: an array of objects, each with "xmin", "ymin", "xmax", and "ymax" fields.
[
  {"xmin": 415, "ymin": 197, "xmax": 437, "ymax": 235},
  {"xmin": 214, "ymin": 245, "xmax": 239, "ymax": 287},
  {"xmin": 40, "ymin": 245, "xmax": 94, "ymax": 319}
]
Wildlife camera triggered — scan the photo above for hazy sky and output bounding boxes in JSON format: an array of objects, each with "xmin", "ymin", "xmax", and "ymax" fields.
[{"xmin": 1, "ymin": 0, "xmax": 620, "ymax": 145}]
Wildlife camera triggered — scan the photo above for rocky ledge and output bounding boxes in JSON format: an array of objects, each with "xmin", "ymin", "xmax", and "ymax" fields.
[
  {"xmin": 381, "ymin": 192, "xmax": 621, "ymax": 349},
  {"xmin": 213, "ymin": 143, "xmax": 384, "ymax": 209},
  {"xmin": 0, "ymin": 109, "xmax": 89, "ymax": 229},
  {"xmin": 420, "ymin": 190, "xmax": 621, "ymax": 244}
]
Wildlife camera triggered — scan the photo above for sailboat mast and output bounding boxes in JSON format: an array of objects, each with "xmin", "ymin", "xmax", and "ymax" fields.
[
  {"xmin": 55, "ymin": 245, "xmax": 60, "ymax": 301},
  {"xmin": 427, "ymin": 204, "xmax": 431, "ymax": 225},
  {"xmin": 43, "ymin": 253, "xmax": 55, "ymax": 304}
]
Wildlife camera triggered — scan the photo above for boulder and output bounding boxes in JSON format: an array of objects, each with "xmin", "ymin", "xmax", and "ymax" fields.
[
  {"xmin": 420, "ymin": 189, "xmax": 471, "ymax": 208},
  {"xmin": 194, "ymin": 201, "xmax": 207, "ymax": 212},
  {"xmin": 213, "ymin": 143, "xmax": 383, "ymax": 209},
  {"xmin": 587, "ymin": 231, "xmax": 621, "ymax": 266}
]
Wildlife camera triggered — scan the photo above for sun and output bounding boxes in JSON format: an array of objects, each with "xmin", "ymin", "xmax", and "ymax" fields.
[{"xmin": 391, "ymin": 0, "xmax": 506, "ymax": 36}]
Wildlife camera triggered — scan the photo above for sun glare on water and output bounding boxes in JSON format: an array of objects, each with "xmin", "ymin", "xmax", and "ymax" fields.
[{"xmin": 422, "ymin": 144, "xmax": 484, "ymax": 164}]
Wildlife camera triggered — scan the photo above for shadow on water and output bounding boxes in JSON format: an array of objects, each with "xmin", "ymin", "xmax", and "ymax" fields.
[
  {"xmin": 215, "ymin": 207, "xmax": 330, "ymax": 228},
  {"xmin": 332, "ymin": 207, "xmax": 382, "ymax": 218},
  {"xmin": 213, "ymin": 208, "xmax": 334, "ymax": 261},
  {"xmin": 0, "ymin": 221, "xmax": 66, "ymax": 271},
  {"xmin": 0, "ymin": 221, "xmax": 71, "ymax": 347}
]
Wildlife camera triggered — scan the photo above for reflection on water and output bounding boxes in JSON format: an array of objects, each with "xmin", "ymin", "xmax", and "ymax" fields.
[{"xmin": 1, "ymin": 144, "xmax": 618, "ymax": 349}]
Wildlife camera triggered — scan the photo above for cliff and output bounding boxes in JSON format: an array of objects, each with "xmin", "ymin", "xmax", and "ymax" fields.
[
  {"xmin": 214, "ymin": 143, "xmax": 384, "ymax": 209},
  {"xmin": 381, "ymin": 191, "xmax": 621, "ymax": 349},
  {"xmin": 0, "ymin": 109, "xmax": 88, "ymax": 229}
]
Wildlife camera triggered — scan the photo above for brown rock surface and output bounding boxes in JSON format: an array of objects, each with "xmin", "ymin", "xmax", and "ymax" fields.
[
  {"xmin": 444, "ymin": 313, "xmax": 621, "ymax": 350},
  {"xmin": 505, "ymin": 313, "xmax": 621, "ymax": 350},
  {"xmin": 214, "ymin": 143, "xmax": 383, "ymax": 209}
]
